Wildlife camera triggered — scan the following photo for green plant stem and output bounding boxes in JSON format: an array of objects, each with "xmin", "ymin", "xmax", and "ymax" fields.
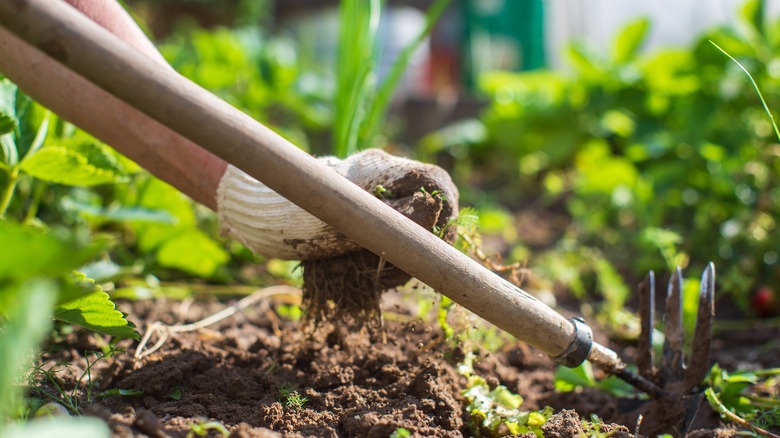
[
  {"xmin": 705, "ymin": 387, "xmax": 780, "ymax": 438},
  {"xmin": 0, "ymin": 166, "xmax": 20, "ymax": 217},
  {"xmin": 23, "ymin": 180, "xmax": 46, "ymax": 224},
  {"xmin": 710, "ymin": 40, "xmax": 780, "ymax": 142}
]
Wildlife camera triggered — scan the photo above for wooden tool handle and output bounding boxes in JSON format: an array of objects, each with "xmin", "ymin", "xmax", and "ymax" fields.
[{"xmin": 0, "ymin": 0, "xmax": 598, "ymax": 366}]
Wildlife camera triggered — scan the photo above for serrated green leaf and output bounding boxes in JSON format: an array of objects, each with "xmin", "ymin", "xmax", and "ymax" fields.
[
  {"xmin": 0, "ymin": 221, "xmax": 103, "ymax": 281},
  {"xmin": 56, "ymin": 271, "xmax": 103, "ymax": 306},
  {"xmin": 53, "ymin": 288, "xmax": 139, "ymax": 340},
  {"xmin": 21, "ymin": 144, "xmax": 125, "ymax": 187},
  {"xmin": 156, "ymin": 230, "xmax": 229, "ymax": 277},
  {"xmin": 612, "ymin": 18, "xmax": 650, "ymax": 64}
]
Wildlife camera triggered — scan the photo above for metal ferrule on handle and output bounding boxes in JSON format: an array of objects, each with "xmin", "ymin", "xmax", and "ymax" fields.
[{"xmin": 0, "ymin": 0, "xmax": 608, "ymax": 370}]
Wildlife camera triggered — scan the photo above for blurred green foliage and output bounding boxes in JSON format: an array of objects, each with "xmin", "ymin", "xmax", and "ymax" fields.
[
  {"xmin": 160, "ymin": 26, "xmax": 330, "ymax": 153},
  {"xmin": 427, "ymin": 0, "xmax": 780, "ymax": 309}
]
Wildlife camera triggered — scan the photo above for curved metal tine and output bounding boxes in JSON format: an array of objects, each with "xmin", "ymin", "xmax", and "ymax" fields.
[
  {"xmin": 683, "ymin": 263, "xmax": 716, "ymax": 390},
  {"xmin": 637, "ymin": 271, "xmax": 656, "ymax": 380},
  {"xmin": 663, "ymin": 268, "xmax": 685, "ymax": 383}
]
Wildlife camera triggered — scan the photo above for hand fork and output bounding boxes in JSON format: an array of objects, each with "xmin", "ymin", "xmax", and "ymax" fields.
[{"xmin": 633, "ymin": 263, "xmax": 716, "ymax": 435}]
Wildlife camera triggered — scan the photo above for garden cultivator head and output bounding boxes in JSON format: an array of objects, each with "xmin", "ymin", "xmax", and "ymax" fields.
[{"xmin": 622, "ymin": 264, "xmax": 717, "ymax": 435}]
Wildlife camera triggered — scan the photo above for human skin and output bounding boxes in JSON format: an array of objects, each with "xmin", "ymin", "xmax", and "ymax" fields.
[{"xmin": 0, "ymin": 0, "xmax": 227, "ymax": 209}]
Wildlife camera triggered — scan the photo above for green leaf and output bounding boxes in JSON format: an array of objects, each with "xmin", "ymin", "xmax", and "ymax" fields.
[
  {"xmin": 0, "ymin": 113, "xmax": 15, "ymax": 137},
  {"xmin": 53, "ymin": 287, "xmax": 139, "ymax": 340},
  {"xmin": 56, "ymin": 271, "xmax": 105, "ymax": 306},
  {"xmin": 566, "ymin": 43, "xmax": 601, "ymax": 77},
  {"xmin": 138, "ymin": 177, "xmax": 195, "ymax": 226},
  {"xmin": 21, "ymin": 142, "xmax": 125, "ymax": 187},
  {"xmin": 61, "ymin": 197, "xmax": 176, "ymax": 225},
  {"xmin": 611, "ymin": 18, "xmax": 650, "ymax": 64},
  {"xmin": 0, "ymin": 221, "xmax": 103, "ymax": 281},
  {"xmin": 0, "ymin": 79, "xmax": 19, "ymax": 166},
  {"xmin": 740, "ymin": 0, "xmax": 765, "ymax": 40},
  {"xmin": 13, "ymin": 92, "xmax": 51, "ymax": 162},
  {"xmin": 166, "ymin": 388, "xmax": 182, "ymax": 401},
  {"xmin": 575, "ymin": 140, "xmax": 639, "ymax": 195},
  {"xmin": 554, "ymin": 362, "xmax": 596, "ymax": 392},
  {"xmin": 156, "ymin": 230, "xmax": 229, "ymax": 277},
  {"xmin": 333, "ymin": 0, "xmax": 383, "ymax": 157},
  {"xmin": 0, "ymin": 280, "xmax": 56, "ymax": 421}
]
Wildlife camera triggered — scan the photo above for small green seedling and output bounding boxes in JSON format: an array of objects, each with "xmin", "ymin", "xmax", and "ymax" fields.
[
  {"xmin": 458, "ymin": 351, "xmax": 553, "ymax": 435},
  {"xmin": 389, "ymin": 428, "xmax": 411, "ymax": 438},
  {"xmin": 373, "ymin": 184, "xmax": 393, "ymax": 199},
  {"xmin": 278, "ymin": 383, "xmax": 308, "ymax": 410},
  {"xmin": 705, "ymin": 364, "xmax": 780, "ymax": 437},
  {"xmin": 186, "ymin": 419, "xmax": 229, "ymax": 438}
]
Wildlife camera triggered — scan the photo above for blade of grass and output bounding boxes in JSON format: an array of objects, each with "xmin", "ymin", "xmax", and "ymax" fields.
[
  {"xmin": 362, "ymin": 0, "xmax": 452, "ymax": 145},
  {"xmin": 710, "ymin": 40, "xmax": 780, "ymax": 142},
  {"xmin": 333, "ymin": 0, "xmax": 383, "ymax": 157}
]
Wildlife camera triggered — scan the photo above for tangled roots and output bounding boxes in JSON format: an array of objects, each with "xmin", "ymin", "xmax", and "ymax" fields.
[{"xmin": 301, "ymin": 163, "xmax": 459, "ymax": 333}]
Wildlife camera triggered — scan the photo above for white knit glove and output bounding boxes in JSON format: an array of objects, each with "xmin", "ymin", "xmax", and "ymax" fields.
[{"xmin": 217, "ymin": 149, "xmax": 458, "ymax": 261}]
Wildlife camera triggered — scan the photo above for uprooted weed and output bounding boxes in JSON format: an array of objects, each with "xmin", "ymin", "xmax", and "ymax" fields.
[{"xmin": 300, "ymin": 170, "xmax": 459, "ymax": 335}]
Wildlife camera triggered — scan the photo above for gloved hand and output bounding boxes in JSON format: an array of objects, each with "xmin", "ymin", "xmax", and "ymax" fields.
[{"xmin": 217, "ymin": 149, "xmax": 459, "ymax": 261}]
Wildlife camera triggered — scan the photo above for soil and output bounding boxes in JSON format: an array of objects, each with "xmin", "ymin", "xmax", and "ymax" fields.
[
  {"xmin": 33, "ymin": 288, "xmax": 779, "ymax": 438},
  {"xmin": 301, "ymin": 167, "xmax": 458, "ymax": 330}
]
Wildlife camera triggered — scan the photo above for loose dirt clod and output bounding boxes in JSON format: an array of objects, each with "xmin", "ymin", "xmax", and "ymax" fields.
[{"xmin": 301, "ymin": 167, "xmax": 459, "ymax": 332}]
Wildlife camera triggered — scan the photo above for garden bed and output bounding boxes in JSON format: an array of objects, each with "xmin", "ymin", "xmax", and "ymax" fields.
[{"xmin": 34, "ymin": 290, "xmax": 777, "ymax": 437}]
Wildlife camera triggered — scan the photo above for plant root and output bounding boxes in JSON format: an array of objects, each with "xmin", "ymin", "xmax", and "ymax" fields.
[{"xmin": 300, "ymin": 166, "xmax": 459, "ymax": 335}]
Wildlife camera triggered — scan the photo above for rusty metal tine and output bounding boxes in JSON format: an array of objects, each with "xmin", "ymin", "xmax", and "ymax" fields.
[
  {"xmin": 683, "ymin": 263, "xmax": 716, "ymax": 390},
  {"xmin": 637, "ymin": 271, "xmax": 655, "ymax": 379},
  {"xmin": 663, "ymin": 268, "xmax": 685, "ymax": 383}
]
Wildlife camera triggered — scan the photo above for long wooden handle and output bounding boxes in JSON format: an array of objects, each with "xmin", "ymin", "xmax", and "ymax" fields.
[{"xmin": 0, "ymin": 0, "xmax": 599, "ymax": 366}]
